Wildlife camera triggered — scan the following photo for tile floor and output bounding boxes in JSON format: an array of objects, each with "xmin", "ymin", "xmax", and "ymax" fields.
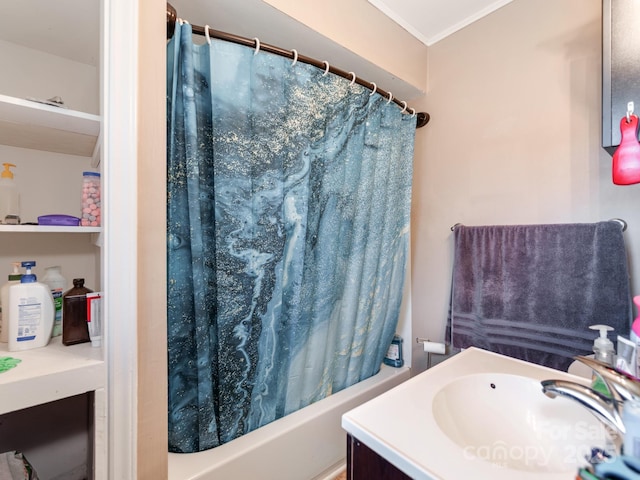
[{"xmin": 334, "ymin": 472, "xmax": 347, "ymax": 480}]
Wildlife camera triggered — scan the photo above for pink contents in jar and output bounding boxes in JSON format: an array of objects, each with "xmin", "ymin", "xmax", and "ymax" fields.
[{"xmin": 81, "ymin": 172, "xmax": 101, "ymax": 227}]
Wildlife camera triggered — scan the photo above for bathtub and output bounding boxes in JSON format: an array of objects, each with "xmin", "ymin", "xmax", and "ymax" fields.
[{"xmin": 168, "ymin": 364, "xmax": 411, "ymax": 480}]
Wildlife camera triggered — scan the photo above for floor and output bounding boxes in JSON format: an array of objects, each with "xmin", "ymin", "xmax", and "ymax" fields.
[{"xmin": 334, "ymin": 471, "xmax": 346, "ymax": 480}]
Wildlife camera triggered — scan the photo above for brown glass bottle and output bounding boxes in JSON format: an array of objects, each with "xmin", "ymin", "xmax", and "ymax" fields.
[{"xmin": 62, "ymin": 278, "xmax": 93, "ymax": 345}]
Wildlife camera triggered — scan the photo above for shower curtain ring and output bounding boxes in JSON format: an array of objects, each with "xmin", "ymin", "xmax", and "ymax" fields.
[
  {"xmin": 400, "ymin": 101, "xmax": 408, "ymax": 113},
  {"xmin": 348, "ymin": 72, "xmax": 357, "ymax": 86},
  {"xmin": 369, "ymin": 83, "xmax": 377, "ymax": 96},
  {"xmin": 409, "ymin": 108, "xmax": 416, "ymax": 117},
  {"xmin": 204, "ymin": 25, "xmax": 211, "ymax": 45},
  {"xmin": 291, "ymin": 49, "xmax": 298, "ymax": 67},
  {"xmin": 386, "ymin": 92, "xmax": 393, "ymax": 104},
  {"xmin": 253, "ymin": 38, "xmax": 261, "ymax": 55},
  {"xmin": 322, "ymin": 61, "xmax": 330, "ymax": 76}
]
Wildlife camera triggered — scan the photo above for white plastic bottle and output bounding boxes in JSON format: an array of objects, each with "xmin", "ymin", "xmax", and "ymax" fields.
[
  {"xmin": 8, "ymin": 261, "xmax": 54, "ymax": 352},
  {"xmin": 0, "ymin": 262, "xmax": 21, "ymax": 342},
  {"xmin": 41, "ymin": 266, "xmax": 67, "ymax": 337},
  {"xmin": 0, "ymin": 163, "xmax": 19, "ymax": 224},
  {"xmin": 630, "ymin": 296, "xmax": 640, "ymax": 377},
  {"xmin": 624, "ymin": 399, "xmax": 640, "ymax": 458}
]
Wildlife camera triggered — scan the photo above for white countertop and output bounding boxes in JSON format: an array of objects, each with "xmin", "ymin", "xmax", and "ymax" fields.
[
  {"xmin": 0, "ymin": 336, "xmax": 104, "ymax": 414},
  {"xmin": 342, "ymin": 347, "xmax": 599, "ymax": 480}
]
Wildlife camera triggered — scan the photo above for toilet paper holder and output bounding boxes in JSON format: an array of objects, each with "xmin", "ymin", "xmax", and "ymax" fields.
[{"xmin": 416, "ymin": 337, "xmax": 446, "ymax": 369}]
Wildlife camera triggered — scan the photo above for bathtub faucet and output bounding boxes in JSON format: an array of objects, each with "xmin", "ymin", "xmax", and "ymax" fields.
[{"xmin": 540, "ymin": 356, "xmax": 640, "ymax": 452}]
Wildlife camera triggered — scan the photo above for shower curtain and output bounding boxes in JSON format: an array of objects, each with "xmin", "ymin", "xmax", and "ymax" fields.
[{"xmin": 167, "ymin": 23, "xmax": 416, "ymax": 453}]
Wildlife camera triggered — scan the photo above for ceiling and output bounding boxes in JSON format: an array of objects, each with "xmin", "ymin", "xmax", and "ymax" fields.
[
  {"xmin": 0, "ymin": 0, "xmax": 100, "ymax": 66},
  {"xmin": 0, "ymin": 0, "xmax": 512, "ymax": 67},
  {"xmin": 367, "ymin": 0, "xmax": 514, "ymax": 46}
]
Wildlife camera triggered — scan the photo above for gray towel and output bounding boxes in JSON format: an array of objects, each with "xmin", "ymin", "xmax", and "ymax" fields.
[{"xmin": 447, "ymin": 221, "xmax": 632, "ymax": 371}]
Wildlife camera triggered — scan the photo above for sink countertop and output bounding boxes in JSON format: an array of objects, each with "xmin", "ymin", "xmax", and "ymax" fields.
[{"xmin": 341, "ymin": 347, "xmax": 594, "ymax": 480}]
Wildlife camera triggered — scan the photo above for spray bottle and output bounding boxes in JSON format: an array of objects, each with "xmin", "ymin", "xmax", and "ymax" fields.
[
  {"xmin": 0, "ymin": 163, "xmax": 19, "ymax": 224},
  {"xmin": 8, "ymin": 261, "xmax": 54, "ymax": 351},
  {"xmin": 590, "ymin": 324, "xmax": 615, "ymax": 396}
]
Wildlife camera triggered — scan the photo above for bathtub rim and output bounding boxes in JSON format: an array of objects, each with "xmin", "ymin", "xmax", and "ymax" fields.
[{"xmin": 168, "ymin": 364, "xmax": 410, "ymax": 480}]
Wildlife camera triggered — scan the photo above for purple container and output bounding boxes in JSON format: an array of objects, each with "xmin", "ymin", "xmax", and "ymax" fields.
[{"xmin": 38, "ymin": 214, "xmax": 81, "ymax": 226}]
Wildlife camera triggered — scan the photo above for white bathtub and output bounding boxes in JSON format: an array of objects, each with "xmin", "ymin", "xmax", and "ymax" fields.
[{"xmin": 168, "ymin": 364, "xmax": 410, "ymax": 480}]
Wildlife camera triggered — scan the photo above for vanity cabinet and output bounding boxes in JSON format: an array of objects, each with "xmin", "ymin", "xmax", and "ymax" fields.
[
  {"xmin": 602, "ymin": 0, "xmax": 640, "ymax": 154},
  {"xmin": 347, "ymin": 434, "xmax": 412, "ymax": 480}
]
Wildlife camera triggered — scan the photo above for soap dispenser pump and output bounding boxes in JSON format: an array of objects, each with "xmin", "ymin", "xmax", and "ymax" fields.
[
  {"xmin": 589, "ymin": 324, "xmax": 615, "ymax": 396},
  {"xmin": 590, "ymin": 324, "xmax": 616, "ymax": 365},
  {"xmin": 0, "ymin": 163, "xmax": 19, "ymax": 224}
]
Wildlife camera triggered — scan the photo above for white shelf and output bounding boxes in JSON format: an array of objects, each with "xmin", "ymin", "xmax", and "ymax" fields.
[
  {"xmin": 0, "ymin": 225, "xmax": 101, "ymax": 233},
  {"xmin": 0, "ymin": 336, "xmax": 104, "ymax": 415},
  {"xmin": 0, "ymin": 94, "xmax": 101, "ymax": 157}
]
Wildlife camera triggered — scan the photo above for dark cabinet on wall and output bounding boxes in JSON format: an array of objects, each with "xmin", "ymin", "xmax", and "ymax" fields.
[{"xmin": 602, "ymin": 0, "xmax": 640, "ymax": 154}]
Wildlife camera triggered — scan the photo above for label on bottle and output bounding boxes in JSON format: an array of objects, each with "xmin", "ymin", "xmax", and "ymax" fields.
[
  {"xmin": 385, "ymin": 343, "xmax": 400, "ymax": 361},
  {"xmin": 51, "ymin": 288, "xmax": 63, "ymax": 335},
  {"xmin": 17, "ymin": 296, "xmax": 41, "ymax": 342}
]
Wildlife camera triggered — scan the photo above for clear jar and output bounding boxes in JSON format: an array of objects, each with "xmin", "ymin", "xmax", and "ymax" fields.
[{"xmin": 81, "ymin": 171, "xmax": 101, "ymax": 227}]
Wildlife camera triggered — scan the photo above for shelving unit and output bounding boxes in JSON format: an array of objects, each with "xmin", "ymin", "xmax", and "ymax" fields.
[
  {"xmin": 0, "ymin": 72, "xmax": 103, "ymax": 479},
  {"xmin": 0, "ymin": 94, "xmax": 100, "ymax": 157},
  {"xmin": 0, "ymin": 94, "xmax": 104, "ymax": 414},
  {"xmin": 0, "ymin": 225, "xmax": 101, "ymax": 233},
  {"xmin": 0, "ymin": 337, "xmax": 104, "ymax": 415}
]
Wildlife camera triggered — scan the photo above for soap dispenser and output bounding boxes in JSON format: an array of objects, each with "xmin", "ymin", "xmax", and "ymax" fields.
[
  {"xmin": 0, "ymin": 163, "xmax": 19, "ymax": 224},
  {"xmin": 589, "ymin": 324, "xmax": 615, "ymax": 396},
  {"xmin": 7, "ymin": 261, "xmax": 54, "ymax": 351}
]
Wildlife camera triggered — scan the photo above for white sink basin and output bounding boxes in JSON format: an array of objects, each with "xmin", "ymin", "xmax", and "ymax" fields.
[
  {"xmin": 342, "ymin": 347, "xmax": 614, "ymax": 480},
  {"xmin": 432, "ymin": 373, "xmax": 607, "ymax": 473}
]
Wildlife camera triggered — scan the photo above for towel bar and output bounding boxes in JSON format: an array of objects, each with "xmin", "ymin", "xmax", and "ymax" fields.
[
  {"xmin": 450, "ymin": 219, "xmax": 627, "ymax": 232},
  {"xmin": 609, "ymin": 218, "xmax": 627, "ymax": 231}
]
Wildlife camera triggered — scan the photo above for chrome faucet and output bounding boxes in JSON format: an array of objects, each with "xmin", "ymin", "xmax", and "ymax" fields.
[{"xmin": 540, "ymin": 356, "xmax": 640, "ymax": 451}]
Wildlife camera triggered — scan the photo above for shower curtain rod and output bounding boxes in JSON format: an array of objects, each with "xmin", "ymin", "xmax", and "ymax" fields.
[{"xmin": 166, "ymin": 3, "xmax": 430, "ymax": 129}]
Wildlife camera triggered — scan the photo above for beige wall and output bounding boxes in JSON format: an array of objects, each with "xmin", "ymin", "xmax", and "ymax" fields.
[
  {"xmin": 141, "ymin": 1, "xmax": 640, "ymax": 469},
  {"xmin": 261, "ymin": 0, "xmax": 428, "ymax": 95},
  {"xmin": 411, "ymin": 0, "xmax": 640, "ymax": 372},
  {"xmin": 137, "ymin": 0, "xmax": 167, "ymax": 477}
]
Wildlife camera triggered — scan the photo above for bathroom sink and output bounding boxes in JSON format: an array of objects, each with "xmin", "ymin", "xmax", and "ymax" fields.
[
  {"xmin": 432, "ymin": 373, "xmax": 608, "ymax": 473},
  {"xmin": 342, "ymin": 347, "xmax": 614, "ymax": 480}
]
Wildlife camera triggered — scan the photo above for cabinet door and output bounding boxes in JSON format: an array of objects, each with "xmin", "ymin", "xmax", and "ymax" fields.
[
  {"xmin": 602, "ymin": 0, "xmax": 640, "ymax": 154},
  {"xmin": 347, "ymin": 434, "xmax": 413, "ymax": 480}
]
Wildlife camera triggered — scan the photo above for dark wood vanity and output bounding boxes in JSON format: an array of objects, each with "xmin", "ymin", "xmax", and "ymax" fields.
[{"xmin": 346, "ymin": 434, "xmax": 412, "ymax": 480}]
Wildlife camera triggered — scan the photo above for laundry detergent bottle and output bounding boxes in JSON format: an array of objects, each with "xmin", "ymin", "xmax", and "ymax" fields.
[{"xmin": 8, "ymin": 261, "xmax": 54, "ymax": 351}]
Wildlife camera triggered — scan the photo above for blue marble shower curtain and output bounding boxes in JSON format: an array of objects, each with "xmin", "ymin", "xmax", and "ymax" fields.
[{"xmin": 167, "ymin": 23, "xmax": 416, "ymax": 453}]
